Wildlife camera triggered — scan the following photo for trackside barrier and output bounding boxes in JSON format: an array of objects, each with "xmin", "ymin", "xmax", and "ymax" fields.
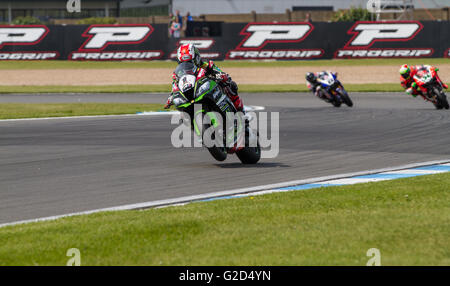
[{"xmin": 0, "ymin": 21, "xmax": 448, "ymax": 60}]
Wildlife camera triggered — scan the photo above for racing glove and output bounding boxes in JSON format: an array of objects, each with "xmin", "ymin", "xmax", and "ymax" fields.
[
  {"xmin": 216, "ymin": 72, "xmax": 231, "ymax": 84},
  {"xmin": 406, "ymin": 88, "xmax": 416, "ymax": 97},
  {"xmin": 164, "ymin": 95, "xmax": 173, "ymax": 109},
  {"xmin": 406, "ymin": 82, "xmax": 419, "ymax": 97}
]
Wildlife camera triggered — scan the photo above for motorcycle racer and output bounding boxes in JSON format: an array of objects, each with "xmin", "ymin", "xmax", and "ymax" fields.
[
  {"xmin": 165, "ymin": 43, "xmax": 244, "ymax": 113},
  {"xmin": 399, "ymin": 64, "xmax": 448, "ymax": 97},
  {"xmin": 305, "ymin": 71, "xmax": 337, "ymax": 101}
]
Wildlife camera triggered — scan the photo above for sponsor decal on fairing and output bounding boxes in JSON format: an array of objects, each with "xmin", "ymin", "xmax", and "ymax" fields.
[
  {"xmin": 335, "ymin": 21, "xmax": 433, "ymax": 58},
  {"xmin": 226, "ymin": 23, "xmax": 323, "ymax": 60}
]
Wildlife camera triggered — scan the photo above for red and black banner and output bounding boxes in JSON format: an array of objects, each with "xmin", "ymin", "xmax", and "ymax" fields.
[{"xmin": 0, "ymin": 21, "xmax": 447, "ymax": 60}]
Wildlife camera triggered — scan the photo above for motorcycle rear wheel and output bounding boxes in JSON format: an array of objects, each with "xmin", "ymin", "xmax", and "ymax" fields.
[
  {"xmin": 438, "ymin": 93, "xmax": 449, "ymax": 110},
  {"xmin": 433, "ymin": 87, "xmax": 449, "ymax": 110},
  {"xmin": 236, "ymin": 128, "xmax": 261, "ymax": 164},
  {"xmin": 433, "ymin": 102, "xmax": 443, "ymax": 110}
]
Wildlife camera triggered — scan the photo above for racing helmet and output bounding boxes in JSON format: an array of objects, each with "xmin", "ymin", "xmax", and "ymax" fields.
[
  {"xmin": 305, "ymin": 72, "xmax": 317, "ymax": 83},
  {"xmin": 177, "ymin": 43, "xmax": 202, "ymax": 66},
  {"xmin": 399, "ymin": 64, "xmax": 411, "ymax": 80}
]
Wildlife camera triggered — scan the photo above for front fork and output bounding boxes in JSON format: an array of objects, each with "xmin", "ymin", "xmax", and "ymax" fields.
[{"xmin": 192, "ymin": 107, "xmax": 245, "ymax": 153}]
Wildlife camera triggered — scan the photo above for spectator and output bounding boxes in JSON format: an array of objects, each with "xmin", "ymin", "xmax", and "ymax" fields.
[
  {"xmin": 175, "ymin": 10, "xmax": 183, "ymax": 29},
  {"xmin": 186, "ymin": 12, "xmax": 193, "ymax": 22},
  {"xmin": 182, "ymin": 12, "xmax": 193, "ymax": 37},
  {"xmin": 171, "ymin": 17, "xmax": 181, "ymax": 38},
  {"xmin": 168, "ymin": 13, "xmax": 175, "ymax": 37},
  {"xmin": 305, "ymin": 12, "xmax": 312, "ymax": 23}
]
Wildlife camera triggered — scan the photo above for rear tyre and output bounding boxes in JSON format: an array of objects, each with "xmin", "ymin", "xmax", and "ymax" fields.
[
  {"xmin": 439, "ymin": 93, "xmax": 449, "ymax": 109},
  {"xmin": 434, "ymin": 87, "xmax": 449, "ymax": 110},
  {"xmin": 236, "ymin": 128, "xmax": 261, "ymax": 164},
  {"xmin": 434, "ymin": 102, "xmax": 443, "ymax": 110},
  {"xmin": 236, "ymin": 145, "xmax": 261, "ymax": 164}
]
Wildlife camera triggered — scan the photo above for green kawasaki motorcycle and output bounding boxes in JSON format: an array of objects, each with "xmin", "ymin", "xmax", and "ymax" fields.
[{"xmin": 171, "ymin": 61, "xmax": 261, "ymax": 164}]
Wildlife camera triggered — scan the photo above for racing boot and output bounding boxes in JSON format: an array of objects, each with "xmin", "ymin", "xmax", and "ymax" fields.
[
  {"xmin": 228, "ymin": 84, "xmax": 253, "ymax": 122},
  {"xmin": 219, "ymin": 73, "xmax": 253, "ymax": 122},
  {"xmin": 315, "ymin": 86, "xmax": 330, "ymax": 102}
]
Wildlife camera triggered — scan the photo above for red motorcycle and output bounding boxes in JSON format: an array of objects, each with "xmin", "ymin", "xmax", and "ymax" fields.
[{"xmin": 413, "ymin": 66, "xmax": 449, "ymax": 110}]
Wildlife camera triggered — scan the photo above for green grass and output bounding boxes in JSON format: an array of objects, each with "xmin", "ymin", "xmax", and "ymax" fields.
[
  {"xmin": 0, "ymin": 172, "xmax": 448, "ymax": 266},
  {"xmin": 0, "ymin": 83, "xmax": 403, "ymax": 94},
  {"xmin": 0, "ymin": 58, "xmax": 448, "ymax": 70},
  {"xmin": 0, "ymin": 85, "xmax": 172, "ymax": 94},
  {"xmin": 0, "ymin": 103, "xmax": 166, "ymax": 119}
]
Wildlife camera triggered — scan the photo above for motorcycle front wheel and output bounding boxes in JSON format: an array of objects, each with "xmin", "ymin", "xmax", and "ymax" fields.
[
  {"xmin": 194, "ymin": 109, "xmax": 228, "ymax": 162},
  {"xmin": 207, "ymin": 146, "xmax": 228, "ymax": 161},
  {"xmin": 339, "ymin": 89, "xmax": 353, "ymax": 107},
  {"xmin": 332, "ymin": 99, "xmax": 342, "ymax": 107}
]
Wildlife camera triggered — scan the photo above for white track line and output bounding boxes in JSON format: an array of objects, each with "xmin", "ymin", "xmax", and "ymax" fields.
[
  {"xmin": 0, "ymin": 105, "xmax": 265, "ymax": 122},
  {"xmin": 0, "ymin": 112, "xmax": 175, "ymax": 122},
  {"xmin": 1, "ymin": 158, "xmax": 449, "ymax": 228}
]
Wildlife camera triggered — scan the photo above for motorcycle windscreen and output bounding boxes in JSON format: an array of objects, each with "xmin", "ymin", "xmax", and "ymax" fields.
[{"xmin": 175, "ymin": 62, "xmax": 198, "ymax": 100}]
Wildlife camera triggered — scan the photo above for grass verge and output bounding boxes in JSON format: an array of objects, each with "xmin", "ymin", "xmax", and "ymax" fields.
[
  {"xmin": 0, "ymin": 172, "xmax": 448, "ymax": 266},
  {"xmin": 0, "ymin": 103, "xmax": 166, "ymax": 119},
  {"xmin": 0, "ymin": 58, "xmax": 448, "ymax": 69},
  {"xmin": 0, "ymin": 83, "xmax": 403, "ymax": 94}
]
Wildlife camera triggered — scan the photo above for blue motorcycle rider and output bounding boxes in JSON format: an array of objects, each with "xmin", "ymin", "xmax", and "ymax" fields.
[{"xmin": 305, "ymin": 71, "xmax": 339, "ymax": 102}]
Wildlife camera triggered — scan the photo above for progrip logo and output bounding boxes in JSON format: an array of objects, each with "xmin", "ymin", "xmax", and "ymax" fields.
[
  {"xmin": 227, "ymin": 22, "xmax": 323, "ymax": 60},
  {"xmin": 335, "ymin": 21, "xmax": 433, "ymax": 58},
  {"xmin": 0, "ymin": 25, "xmax": 58, "ymax": 60},
  {"xmin": 69, "ymin": 24, "xmax": 163, "ymax": 60}
]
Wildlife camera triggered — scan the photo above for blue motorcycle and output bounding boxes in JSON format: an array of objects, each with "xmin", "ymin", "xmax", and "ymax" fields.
[{"xmin": 317, "ymin": 71, "xmax": 353, "ymax": 107}]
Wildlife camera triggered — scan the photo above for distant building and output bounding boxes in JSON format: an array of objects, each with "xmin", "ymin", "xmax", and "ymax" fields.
[
  {"xmin": 0, "ymin": 0, "xmax": 448, "ymax": 22},
  {"xmin": 0, "ymin": 0, "xmax": 173, "ymax": 22},
  {"xmin": 171, "ymin": 0, "xmax": 449, "ymax": 16},
  {"xmin": 0, "ymin": 0, "xmax": 118, "ymax": 22}
]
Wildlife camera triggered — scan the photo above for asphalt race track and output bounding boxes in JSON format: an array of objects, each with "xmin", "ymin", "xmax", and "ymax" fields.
[{"xmin": 1, "ymin": 92, "xmax": 450, "ymax": 224}]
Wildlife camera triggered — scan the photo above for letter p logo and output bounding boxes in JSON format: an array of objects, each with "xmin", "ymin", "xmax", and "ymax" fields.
[{"xmin": 238, "ymin": 23, "xmax": 313, "ymax": 49}]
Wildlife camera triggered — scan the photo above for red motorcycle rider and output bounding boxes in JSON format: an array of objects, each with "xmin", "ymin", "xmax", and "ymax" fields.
[
  {"xmin": 165, "ymin": 44, "xmax": 244, "ymax": 113},
  {"xmin": 399, "ymin": 64, "xmax": 448, "ymax": 97}
]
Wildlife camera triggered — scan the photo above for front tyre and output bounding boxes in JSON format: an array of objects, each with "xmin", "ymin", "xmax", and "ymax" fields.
[
  {"xmin": 332, "ymin": 99, "xmax": 341, "ymax": 108},
  {"xmin": 340, "ymin": 90, "xmax": 353, "ymax": 107},
  {"xmin": 207, "ymin": 146, "xmax": 227, "ymax": 161},
  {"xmin": 194, "ymin": 109, "xmax": 228, "ymax": 162}
]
